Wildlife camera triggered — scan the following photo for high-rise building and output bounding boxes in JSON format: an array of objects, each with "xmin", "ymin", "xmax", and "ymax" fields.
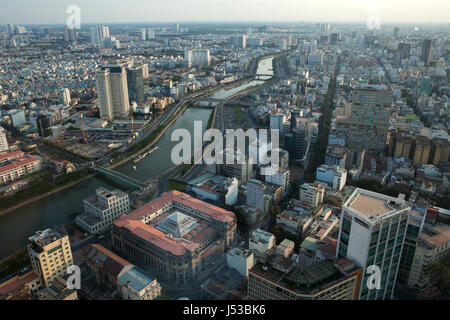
[
  {"xmin": 407, "ymin": 223, "xmax": 450, "ymax": 291},
  {"xmin": 285, "ymin": 124, "xmax": 307, "ymax": 162},
  {"xmin": 7, "ymin": 23, "xmax": 15, "ymax": 36},
  {"xmin": 269, "ymin": 113, "xmax": 286, "ymax": 134},
  {"xmin": 184, "ymin": 48, "xmax": 211, "ymax": 68},
  {"xmin": 36, "ymin": 114, "xmax": 53, "ymax": 137},
  {"xmin": 27, "ymin": 229, "xmax": 74, "ymax": 288},
  {"xmin": 63, "ymin": 27, "xmax": 77, "ymax": 42},
  {"xmin": 90, "ymin": 26, "xmax": 110, "ymax": 44},
  {"xmin": 58, "ymin": 88, "xmax": 71, "ymax": 105},
  {"xmin": 146, "ymin": 29, "xmax": 155, "ymax": 39},
  {"xmin": 393, "ymin": 27, "xmax": 400, "ymax": 38},
  {"xmin": 420, "ymin": 39, "xmax": 433, "ymax": 66},
  {"xmin": 337, "ymin": 188, "xmax": 411, "ymax": 300},
  {"xmin": 231, "ymin": 35, "xmax": 247, "ymax": 48},
  {"xmin": 95, "ymin": 64, "xmax": 130, "ymax": 121},
  {"xmin": 336, "ymin": 84, "xmax": 392, "ymax": 154},
  {"xmin": 330, "ymin": 33, "xmax": 339, "ymax": 45},
  {"xmin": 140, "ymin": 28, "xmax": 147, "ymax": 41},
  {"xmin": 126, "ymin": 66, "xmax": 145, "ymax": 105},
  {"xmin": 0, "ymin": 126, "xmax": 9, "ymax": 153}
]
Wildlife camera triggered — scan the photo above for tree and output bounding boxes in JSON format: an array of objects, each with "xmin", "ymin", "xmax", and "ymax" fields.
[{"xmin": 424, "ymin": 251, "xmax": 450, "ymax": 297}]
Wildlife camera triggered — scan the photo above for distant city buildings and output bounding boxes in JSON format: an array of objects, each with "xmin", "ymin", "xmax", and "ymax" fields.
[
  {"xmin": 231, "ymin": 35, "xmax": 247, "ymax": 48},
  {"xmin": 184, "ymin": 48, "xmax": 211, "ymax": 68}
]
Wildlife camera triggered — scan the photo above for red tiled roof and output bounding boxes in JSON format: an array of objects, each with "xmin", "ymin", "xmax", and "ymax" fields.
[{"xmin": 114, "ymin": 191, "xmax": 235, "ymax": 256}]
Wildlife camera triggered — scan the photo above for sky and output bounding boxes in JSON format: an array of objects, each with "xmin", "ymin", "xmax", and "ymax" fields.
[{"xmin": 1, "ymin": 0, "xmax": 449, "ymax": 25}]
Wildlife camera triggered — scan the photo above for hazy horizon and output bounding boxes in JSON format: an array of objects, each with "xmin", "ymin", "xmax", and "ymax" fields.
[{"xmin": 1, "ymin": 0, "xmax": 449, "ymax": 25}]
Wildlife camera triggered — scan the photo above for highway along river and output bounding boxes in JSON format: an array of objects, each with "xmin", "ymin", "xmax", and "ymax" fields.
[{"xmin": 0, "ymin": 56, "xmax": 274, "ymax": 260}]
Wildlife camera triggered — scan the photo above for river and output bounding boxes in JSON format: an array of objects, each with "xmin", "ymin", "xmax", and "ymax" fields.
[{"xmin": 0, "ymin": 55, "xmax": 274, "ymax": 260}]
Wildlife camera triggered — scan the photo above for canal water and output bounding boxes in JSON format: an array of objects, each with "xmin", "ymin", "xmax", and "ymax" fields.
[{"xmin": 0, "ymin": 56, "xmax": 274, "ymax": 260}]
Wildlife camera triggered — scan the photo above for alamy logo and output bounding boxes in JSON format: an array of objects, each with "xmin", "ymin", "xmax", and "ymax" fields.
[
  {"xmin": 171, "ymin": 121, "xmax": 280, "ymax": 175},
  {"xmin": 66, "ymin": 265, "xmax": 81, "ymax": 289},
  {"xmin": 366, "ymin": 265, "xmax": 381, "ymax": 290},
  {"xmin": 66, "ymin": 5, "xmax": 81, "ymax": 30}
]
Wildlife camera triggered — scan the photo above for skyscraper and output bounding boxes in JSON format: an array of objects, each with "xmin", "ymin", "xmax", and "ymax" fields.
[
  {"xmin": 336, "ymin": 188, "xmax": 411, "ymax": 300},
  {"xmin": 336, "ymin": 84, "xmax": 392, "ymax": 154},
  {"xmin": 184, "ymin": 48, "xmax": 211, "ymax": 68},
  {"xmin": 420, "ymin": 39, "xmax": 433, "ymax": 66},
  {"xmin": 58, "ymin": 88, "xmax": 71, "ymax": 105},
  {"xmin": 330, "ymin": 33, "xmax": 338, "ymax": 45},
  {"xmin": 0, "ymin": 126, "xmax": 9, "ymax": 153},
  {"xmin": 126, "ymin": 66, "xmax": 145, "ymax": 105},
  {"xmin": 63, "ymin": 27, "xmax": 77, "ymax": 42},
  {"xmin": 96, "ymin": 64, "xmax": 130, "ymax": 121},
  {"xmin": 90, "ymin": 26, "xmax": 110, "ymax": 44},
  {"xmin": 231, "ymin": 35, "xmax": 247, "ymax": 48},
  {"xmin": 7, "ymin": 23, "xmax": 15, "ymax": 36}
]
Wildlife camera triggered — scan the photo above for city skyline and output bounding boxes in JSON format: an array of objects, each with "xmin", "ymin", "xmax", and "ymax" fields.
[{"xmin": 1, "ymin": 0, "xmax": 450, "ymax": 25}]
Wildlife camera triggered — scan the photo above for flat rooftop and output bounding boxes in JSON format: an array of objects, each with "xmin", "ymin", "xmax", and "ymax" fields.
[{"xmin": 345, "ymin": 188, "xmax": 406, "ymax": 218}]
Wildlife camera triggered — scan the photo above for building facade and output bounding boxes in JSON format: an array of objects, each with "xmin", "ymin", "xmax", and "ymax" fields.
[{"xmin": 27, "ymin": 229, "xmax": 74, "ymax": 288}]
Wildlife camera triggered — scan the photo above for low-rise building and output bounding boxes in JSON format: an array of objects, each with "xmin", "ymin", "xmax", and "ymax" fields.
[
  {"xmin": 226, "ymin": 247, "xmax": 254, "ymax": 277},
  {"xmin": 249, "ymin": 229, "xmax": 276, "ymax": 255},
  {"xmin": 76, "ymin": 187, "xmax": 130, "ymax": 234},
  {"xmin": 299, "ymin": 183, "xmax": 325, "ymax": 208},
  {"xmin": 315, "ymin": 164, "xmax": 347, "ymax": 191},
  {"xmin": 0, "ymin": 151, "xmax": 43, "ymax": 185}
]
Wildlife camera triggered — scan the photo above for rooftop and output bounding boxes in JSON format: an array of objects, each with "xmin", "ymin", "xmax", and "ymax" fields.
[
  {"xmin": 345, "ymin": 188, "xmax": 407, "ymax": 219},
  {"xmin": 117, "ymin": 266, "xmax": 156, "ymax": 292}
]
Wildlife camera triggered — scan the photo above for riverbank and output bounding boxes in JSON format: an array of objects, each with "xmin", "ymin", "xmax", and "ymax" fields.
[{"xmin": 0, "ymin": 173, "xmax": 95, "ymax": 217}]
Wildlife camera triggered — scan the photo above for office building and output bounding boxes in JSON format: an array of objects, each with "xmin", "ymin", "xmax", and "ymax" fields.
[
  {"xmin": 421, "ymin": 39, "xmax": 433, "ymax": 66},
  {"xmin": 184, "ymin": 48, "xmax": 211, "ymax": 68},
  {"xmin": 126, "ymin": 66, "xmax": 145, "ymax": 105},
  {"xmin": 58, "ymin": 88, "xmax": 71, "ymax": 105},
  {"xmin": 336, "ymin": 84, "xmax": 392, "ymax": 154},
  {"xmin": 285, "ymin": 123, "xmax": 307, "ymax": 162},
  {"xmin": 9, "ymin": 110, "xmax": 26, "ymax": 128},
  {"xmin": 397, "ymin": 209, "xmax": 426, "ymax": 285},
  {"xmin": 63, "ymin": 27, "xmax": 77, "ymax": 42},
  {"xmin": 270, "ymin": 113, "xmax": 286, "ymax": 134},
  {"xmin": 330, "ymin": 33, "xmax": 339, "ymax": 45},
  {"xmin": 337, "ymin": 188, "xmax": 411, "ymax": 300},
  {"xmin": 76, "ymin": 187, "xmax": 130, "ymax": 234},
  {"xmin": 299, "ymin": 183, "xmax": 325, "ymax": 208},
  {"xmin": 111, "ymin": 190, "xmax": 236, "ymax": 286},
  {"xmin": 96, "ymin": 64, "xmax": 131, "ymax": 121},
  {"xmin": 407, "ymin": 223, "xmax": 450, "ymax": 290},
  {"xmin": 316, "ymin": 164, "xmax": 347, "ymax": 191},
  {"xmin": 27, "ymin": 229, "xmax": 74, "ymax": 288},
  {"xmin": 0, "ymin": 126, "xmax": 9, "ymax": 153},
  {"xmin": 7, "ymin": 23, "xmax": 15, "ymax": 36},
  {"xmin": 248, "ymin": 257, "xmax": 362, "ymax": 300},
  {"xmin": 90, "ymin": 26, "xmax": 110, "ymax": 44},
  {"xmin": 36, "ymin": 114, "xmax": 52, "ymax": 137},
  {"xmin": 231, "ymin": 35, "xmax": 247, "ymax": 48}
]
